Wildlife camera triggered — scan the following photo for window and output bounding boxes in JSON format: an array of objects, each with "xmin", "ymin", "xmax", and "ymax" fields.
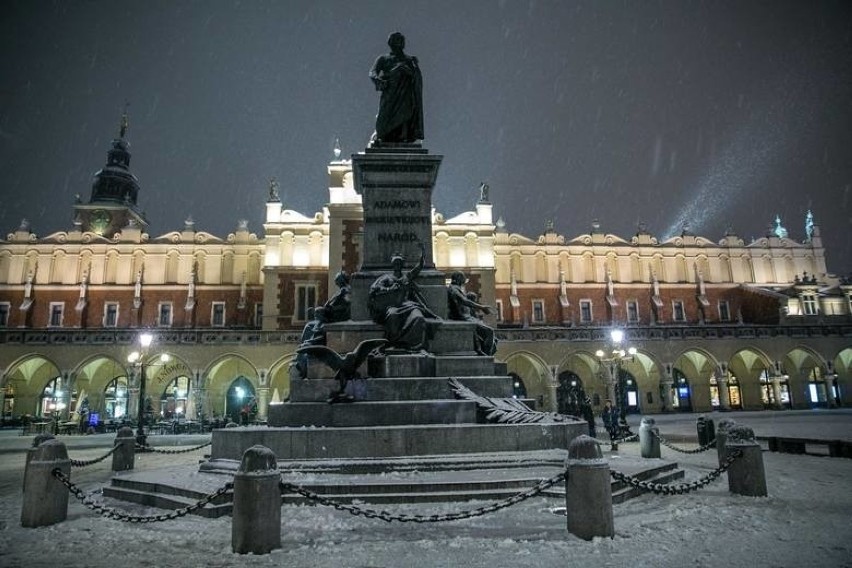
[
  {"xmin": 579, "ymin": 300, "xmax": 593, "ymax": 323},
  {"xmin": 295, "ymin": 283, "xmax": 317, "ymax": 322},
  {"xmin": 718, "ymin": 300, "xmax": 731, "ymax": 322},
  {"xmin": 495, "ymin": 300, "xmax": 503, "ymax": 322},
  {"xmin": 103, "ymin": 302, "xmax": 119, "ymax": 327},
  {"xmin": 0, "ymin": 302, "xmax": 9, "ymax": 327},
  {"xmin": 672, "ymin": 300, "xmax": 686, "ymax": 322},
  {"xmin": 49, "ymin": 302, "xmax": 64, "ymax": 327},
  {"xmin": 211, "ymin": 302, "xmax": 226, "ymax": 327},
  {"xmin": 801, "ymin": 294, "xmax": 818, "ymax": 316},
  {"xmin": 158, "ymin": 302, "xmax": 173, "ymax": 327},
  {"xmin": 626, "ymin": 300, "xmax": 639, "ymax": 323},
  {"xmin": 254, "ymin": 303, "xmax": 263, "ymax": 327},
  {"xmin": 531, "ymin": 300, "xmax": 545, "ymax": 323},
  {"xmin": 103, "ymin": 377, "xmax": 129, "ymax": 419}
]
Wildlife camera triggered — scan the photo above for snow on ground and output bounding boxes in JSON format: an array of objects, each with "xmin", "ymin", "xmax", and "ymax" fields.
[{"xmin": 1, "ymin": 410, "xmax": 851, "ymax": 568}]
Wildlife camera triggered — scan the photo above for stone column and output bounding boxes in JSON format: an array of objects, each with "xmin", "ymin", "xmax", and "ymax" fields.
[
  {"xmin": 256, "ymin": 387, "xmax": 270, "ymax": 421},
  {"xmin": 660, "ymin": 379, "xmax": 674, "ymax": 412},
  {"xmin": 771, "ymin": 377, "xmax": 784, "ymax": 409},
  {"xmin": 717, "ymin": 376, "xmax": 731, "ymax": 410},
  {"xmin": 603, "ymin": 363, "xmax": 617, "ymax": 405},
  {"xmin": 58, "ymin": 371, "xmax": 73, "ymax": 420},
  {"xmin": 0, "ymin": 379, "xmax": 6, "ymax": 418},
  {"xmin": 128, "ymin": 387, "xmax": 140, "ymax": 422}
]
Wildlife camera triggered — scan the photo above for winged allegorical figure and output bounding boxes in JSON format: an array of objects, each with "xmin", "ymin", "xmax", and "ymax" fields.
[{"xmin": 296, "ymin": 338, "xmax": 388, "ymax": 403}]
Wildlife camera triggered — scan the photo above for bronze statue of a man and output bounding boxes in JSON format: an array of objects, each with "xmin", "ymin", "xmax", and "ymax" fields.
[{"xmin": 370, "ymin": 32, "xmax": 424, "ymax": 144}]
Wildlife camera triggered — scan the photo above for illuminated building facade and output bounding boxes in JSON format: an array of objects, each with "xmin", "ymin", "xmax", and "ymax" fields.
[{"xmin": 0, "ymin": 127, "xmax": 849, "ymax": 429}]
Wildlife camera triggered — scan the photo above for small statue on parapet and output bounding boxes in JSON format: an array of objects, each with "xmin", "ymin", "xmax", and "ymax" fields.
[{"xmin": 447, "ymin": 271, "xmax": 497, "ymax": 356}]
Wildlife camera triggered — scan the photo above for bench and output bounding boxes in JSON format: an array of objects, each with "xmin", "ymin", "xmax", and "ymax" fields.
[{"xmin": 760, "ymin": 436, "xmax": 852, "ymax": 458}]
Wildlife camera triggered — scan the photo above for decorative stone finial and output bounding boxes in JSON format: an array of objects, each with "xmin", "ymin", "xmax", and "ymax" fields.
[{"xmin": 333, "ymin": 137, "xmax": 342, "ymax": 159}]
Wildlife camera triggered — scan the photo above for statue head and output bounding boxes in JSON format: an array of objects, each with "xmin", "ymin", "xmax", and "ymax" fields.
[
  {"xmin": 334, "ymin": 270, "xmax": 349, "ymax": 288},
  {"xmin": 450, "ymin": 271, "xmax": 466, "ymax": 286},
  {"xmin": 388, "ymin": 32, "xmax": 405, "ymax": 51}
]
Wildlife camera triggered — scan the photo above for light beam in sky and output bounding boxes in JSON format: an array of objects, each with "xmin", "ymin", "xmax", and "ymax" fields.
[{"xmin": 662, "ymin": 86, "xmax": 814, "ymax": 241}]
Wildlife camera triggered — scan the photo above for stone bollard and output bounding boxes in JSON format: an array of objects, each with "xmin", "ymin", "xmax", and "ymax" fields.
[
  {"xmin": 697, "ymin": 415, "xmax": 716, "ymax": 447},
  {"xmin": 639, "ymin": 417, "xmax": 661, "ymax": 459},
  {"xmin": 565, "ymin": 435, "xmax": 614, "ymax": 541},
  {"xmin": 716, "ymin": 418, "xmax": 736, "ymax": 467},
  {"xmin": 112, "ymin": 426, "xmax": 136, "ymax": 472},
  {"xmin": 724, "ymin": 425, "xmax": 768, "ymax": 497},
  {"xmin": 232, "ymin": 445, "xmax": 281, "ymax": 555},
  {"xmin": 23, "ymin": 434, "xmax": 55, "ymax": 491},
  {"xmin": 21, "ymin": 438, "xmax": 71, "ymax": 528}
]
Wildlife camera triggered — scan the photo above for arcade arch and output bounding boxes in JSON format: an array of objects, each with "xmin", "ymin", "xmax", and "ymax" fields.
[{"xmin": 503, "ymin": 351, "xmax": 554, "ymax": 411}]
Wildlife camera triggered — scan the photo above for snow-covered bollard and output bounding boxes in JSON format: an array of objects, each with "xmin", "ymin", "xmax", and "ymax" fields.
[
  {"xmin": 716, "ymin": 418, "xmax": 736, "ymax": 467},
  {"xmin": 565, "ymin": 435, "xmax": 614, "ymax": 540},
  {"xmin": 725, "ymin": 425, "xmax": 768, "ymax": 497},
  {"xmin": 639, "ymin": 417, "xmax": 661, "ymax": 459},
  {"xmin": 21, "ymin": 438, "xmax": 71, "ymax": 528},
  {"xmin": 232, "ymin": 445, "xmax": 281, "ymax": 555},
  {"xmin": 23, "ymin": 433, "xmax": 55, "ymax": 491},
  {"xmin": 112, "ymin": 426, "xmax": 136, "ymax": 472}
]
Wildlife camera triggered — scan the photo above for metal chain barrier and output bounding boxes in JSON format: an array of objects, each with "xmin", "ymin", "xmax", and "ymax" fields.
[
  {"xmin": 651, "ymin": 431, "xmax": 717, "ymax": 454},
  {"xmin": 609, "ymin": 449, "xmax": 742, "ymax": 496},
  {"xmin": 596, "ymin": 433, "xmax": 639, "ymax": 447},
  {"xmin": 280, "ymin": 471, "xmax": 567, "ymax": 523},
  {"xmin": 52, "ymin": 467, "xmax": 232, "ymax": 523},
  {"xmin": 136, "ymin": 440, "xmax": 212, "ymax": 454},
  {"xmin": 70, "ymin": 445, "xmax": 120, "ymax": 468}
]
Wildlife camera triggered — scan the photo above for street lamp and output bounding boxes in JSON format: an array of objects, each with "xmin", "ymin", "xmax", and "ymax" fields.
[
  {"xmin": 127, "ymin": 333, "xmax": 169, "ymax": 447},
  {"xmin": 596, "ymin": 329, "xmax": 637, "ymax": 436}
]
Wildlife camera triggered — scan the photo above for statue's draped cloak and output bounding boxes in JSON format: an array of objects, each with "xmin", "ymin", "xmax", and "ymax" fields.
[{"xmin": 371, "ymin": 54, "xmax": 424, "ymax": 142}]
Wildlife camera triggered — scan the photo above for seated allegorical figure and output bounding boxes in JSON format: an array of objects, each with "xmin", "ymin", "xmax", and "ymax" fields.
[
  {"xmin": 369, "ymin": 243, "xmax": 438, "ymax": 351},
  {"xmin": 294, "ymin": 306, "xmax": 328, "ymax": 377},
  {"xmin": 446, "ymin": 271, "xmax": 497, "ymax": 356},
  {"xmin": 324, "ymin": 270, "xmax": 351, "ymax": 323}
]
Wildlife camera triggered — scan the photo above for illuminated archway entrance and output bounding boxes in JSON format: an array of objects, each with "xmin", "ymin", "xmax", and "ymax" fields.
[
  {"xmin": 226, "ymin": 377, "xmax": 257, "ymax": 424},
  {"xmin": 672, "ymin": 368, "xmax": 692, "ymax": 411}
]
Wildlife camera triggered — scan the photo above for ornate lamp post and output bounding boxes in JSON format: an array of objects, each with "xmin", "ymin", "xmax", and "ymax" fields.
[
  {"xmin": 127, "ymin": 333, "xmax": 169, "ymax": 447},
  {"xmin": 596, "ymin": 329, "xmax": 637, "ymax": 436}
]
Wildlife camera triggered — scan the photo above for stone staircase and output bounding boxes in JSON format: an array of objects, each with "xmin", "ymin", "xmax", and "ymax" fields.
[{"xmin": 103, "ymin": 451, "xmax": 686, "ymax": 518}]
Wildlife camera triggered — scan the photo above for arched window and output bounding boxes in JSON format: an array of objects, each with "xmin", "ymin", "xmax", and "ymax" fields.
[
  {"xmin": 556, "ymin": 372, "xmax": 584, "ymax": 415},
  {"xmin": 509, "ymin": 372, "xmax": 527, "ymax": 399},
  {"xmin": 39, "ymin": 376, "xmax": 73, "ymax": 417},
  {"xmin": 226, "ymin": 377, "xmax": 257, "ymax": 424},
  {"xmin": 104, "ymin": 376, "xmax": 129, "ymax": 419},
  {"xmin": 671, "ymin": 368, "xmax": 692, "ymax": 411},
  {"xmin": 161, "ymin": 376, "xmax": 191, "ymax": 419}
]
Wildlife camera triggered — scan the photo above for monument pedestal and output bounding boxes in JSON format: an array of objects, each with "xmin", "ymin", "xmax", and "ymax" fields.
[{"xmin": 209, "ymin": 144, "xmax": 586, "ymax": 461}]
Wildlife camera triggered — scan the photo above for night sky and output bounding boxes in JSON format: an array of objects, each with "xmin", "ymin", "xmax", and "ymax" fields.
[{"xmin": 2, "ymin": 1, "xmax": 851, "ymax": 274}]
